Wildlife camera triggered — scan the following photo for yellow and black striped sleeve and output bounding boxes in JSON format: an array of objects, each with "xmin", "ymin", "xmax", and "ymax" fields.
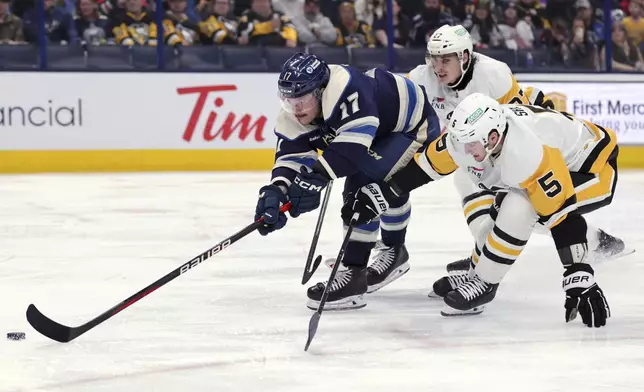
[
  {"xmin": 524, "ymin": 86, "xmax": 555, "ymax": 109},
  {"xmin": 199, "ymin": 16, "xmax": 229, "ymax": 44},
  {"xmin": 387, "ymin": 133, "xmax": 458, "ymax": 194},
  {"xmin": 496, "ymin": 75, "xmax": 530, "ymax": 105},
  {"xmin": 418, "ymin": 133, "xmax": 459, "ymax": 179},
  {"xmin": 112, "ymin": 22, "xmax": 133, "ymax": 45},
  {"xmin": 280, "ymin": 14, "xmax": 297, "ymax": 42},
  {"xmin": 161, "ymin": 19, "xmax": 183, "ymax": 45},
  {"xmin": 575, "ymin": 120, "xmax": 618, "ymax": 174},
  {"xmin": 519, "ymin": 145, "xmax": 577, "ymax": 228},
  {"xmin": 361, "ymin": 22, "xmax": 375, "ymax": 47}
]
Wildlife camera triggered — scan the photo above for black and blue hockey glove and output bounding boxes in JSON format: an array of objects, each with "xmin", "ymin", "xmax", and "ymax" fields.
[
  {"xmin": 563, "ymin": 263, "xmax": 610, "ymax": 328},
  {"xmin": 254, "ymin": 184, "xmax": 289, "ymax": 236},
  {"xmin": 287, "ymin": 166, "xmax": 330, "ymax": 217}
]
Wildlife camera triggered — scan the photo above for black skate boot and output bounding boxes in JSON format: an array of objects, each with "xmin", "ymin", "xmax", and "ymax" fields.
[
  {"xmin": 366, "ymin": 242, "xmax": 410, "ymax": 293},
  {"xmin": 428, "ymin": 272, "xmax": 469, "ymax": 299},
  {"xmin": 592, "ymin": 229, "xmax": 632, "ymax": 262},
  {"xmin": 441, "ymin": 275, "xmax": 499, "ymax": 316},
  {"xmin": 445, "ymin": 257, "xmax": 473, "ymax": 274},
  {"xmin": 307, "ymin": 264, "xmax": 367, "ymax": 311}
]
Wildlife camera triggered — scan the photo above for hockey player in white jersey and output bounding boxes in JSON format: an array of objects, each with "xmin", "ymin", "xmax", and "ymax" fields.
[
  {"xmin": 406, "ymin": 24, "xmax": 628, "ymax": 277},
  {"xmin": 342, "ymin": 93, "xmax": 616, "ymax": 326}
]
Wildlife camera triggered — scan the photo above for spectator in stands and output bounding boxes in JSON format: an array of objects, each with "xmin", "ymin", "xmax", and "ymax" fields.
[
  {"xmin": 560, "ymin": 17, "xmax": 599, "ymax": 68},
  {"xmin": 23, "ymin": 0, "xmax": 78, "ymax": 43},
  {"xmin": 334, "ymin": 0, "xmax": 375, "ymax": 47},
  {"xmin": 498, "ymin": 2, "xmax": 534, "ymax": 49},
  {"xmin": 546, "ymin": 0, "xmax": 576, "ymax": 27},
  {"xmin": 198, "ymin": 0, "xmax": 238, "ymax": 44},
  {"xmin": 623, "ymin": 0, "xmax": 644, "ymax": 45},
  {"xmin": 452, "ymin": 0, "xmax": 475, "ymax": 30},
  {"xmin": 373, "ymin": 0, "xmax": 411, "ymax": 47},
  {"xmin": 165, "ymin": 0, "xmax": 201, "ymax": 45},
  {"xmin": 110, "ymin": 0, "xmax": 182, "ymax": 46},
  {"xmin": 468, "ymin": 1, "xmax": 503, "ymax": 48},
  {"xmin": 601, "ymin": 21, "xmax": 644, "ymax": 70},
  {"xmin": 75, "ymin": 0, "xmax": 110, "ymax": 45},
  {"xmin": 97, "ymin": 0, "xmax": 126, "ymax": 17},
  {"xmin": 238, "ymin": 0, "xmax": 298, "ymax": 46},
  {"xmin": 0, "ymin": 0, "xmax": 25, "ymax": 44},
  {"xmin": 291, "ymin": 0, "xmax": 336, "ymax": 46},
  {"xmin": 516, "ymin": 0, "xmax": 545, "ymax": 29},
  {"xmin": 355, "ymin": 0, "xmax": 383, "ymax": 26},
  {"xmin": 411, "ymin": 0, "xmax": 454, "ymax": 47}
]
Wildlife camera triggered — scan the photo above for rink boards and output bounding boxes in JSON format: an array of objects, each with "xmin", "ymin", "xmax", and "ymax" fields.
[{"xmin": 1, "ymin": 72, "xmax": 644, "ymax": 173}]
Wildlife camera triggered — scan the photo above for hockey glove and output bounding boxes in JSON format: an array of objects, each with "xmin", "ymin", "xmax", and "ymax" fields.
[
  {"xmin": 562, "ymin": 263, "xmax": 610, "ymax": 328},
  {"xmin": 255, "ymin": 184, "xmax": 289, "ymax": 236},
  {"xmin": 287, "ymin": 166, "xmax": 329, "ymax": 218},
  {"xmin": 341, "ymin": 183, "xmax": 392, "ymax": 226}
]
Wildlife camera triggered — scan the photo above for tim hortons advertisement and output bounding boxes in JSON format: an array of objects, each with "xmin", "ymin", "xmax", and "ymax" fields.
[
  {"xmin": 0, "ymin": 73, "xmax": 280, "ymax": 150},
  {"xmin": 521, "ymin": 82, "xmax": 644, "ymax": 145}
]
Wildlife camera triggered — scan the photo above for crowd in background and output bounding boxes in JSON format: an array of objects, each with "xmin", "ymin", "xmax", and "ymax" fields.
[{"xmin": 1, "ymin": 0, "xmax": 644, "ymax": 71}]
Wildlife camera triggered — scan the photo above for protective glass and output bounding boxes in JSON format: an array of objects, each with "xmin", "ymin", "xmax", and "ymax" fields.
[{"xmin": 278, "ymin": 91, "xmax": 320, "ymax": 114}]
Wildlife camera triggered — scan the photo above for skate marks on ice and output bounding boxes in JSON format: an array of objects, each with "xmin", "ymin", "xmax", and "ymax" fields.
[{"xmin": 0, "ymin": 172, "xmax": 644, "ymax": 392}]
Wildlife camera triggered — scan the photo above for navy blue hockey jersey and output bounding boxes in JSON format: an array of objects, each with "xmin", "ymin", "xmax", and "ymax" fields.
[{"xmin": 271, "ymin": 65, "xmax": 440, "ymax": 187}]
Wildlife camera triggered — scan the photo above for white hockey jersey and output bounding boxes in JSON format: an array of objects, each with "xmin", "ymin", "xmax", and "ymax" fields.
[
  {"xmin": 415, "ymin": 105, "xmax": 617, "ymax": 229},
  {"xmin": 407, "ymin": 53, "xmax": 530, "ymax": 129}
]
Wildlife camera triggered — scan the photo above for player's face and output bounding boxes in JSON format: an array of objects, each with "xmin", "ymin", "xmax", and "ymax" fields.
[
  {"xmin": 279, "ymin": 92, "xmax": 320, "ymax": 125},
  {"xmin": 464, "ymin": 141, "xmax": 487, "ymax": 162},
  {"xmin": 429, "ymin": 54, "xmax": 462, "ymax": 84}
]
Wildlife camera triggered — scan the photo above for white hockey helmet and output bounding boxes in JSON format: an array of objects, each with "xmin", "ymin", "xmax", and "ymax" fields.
[
  {"xmin": 447, "ymin": 93, "xmax": 507, "ymax": 164},
  {"xmin": 426, "ymin": 24, "xmax": 474, "ymax": 81}
]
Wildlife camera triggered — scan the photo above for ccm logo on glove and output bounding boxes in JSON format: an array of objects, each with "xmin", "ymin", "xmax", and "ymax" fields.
[{"xmin": 294, "ymin": 177, "xmax": 325, "ymax": 192}]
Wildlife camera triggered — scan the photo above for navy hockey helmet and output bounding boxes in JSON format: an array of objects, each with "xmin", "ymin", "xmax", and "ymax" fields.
[{"xmin": 277, "ymin": 52, "xmax": 330, "ymax": 99}]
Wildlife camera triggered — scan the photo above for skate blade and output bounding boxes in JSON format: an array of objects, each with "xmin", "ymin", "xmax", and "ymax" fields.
[
  {"xmin": 366, "ymin": 262, "xmax": 410, "ymax": 294},
  {"xmin": 306, "ymin": 295, "xmax": 366, "ymax": 311},
  {"xmin": 427, "ymin": 290, "xmax": 443, "ymax": 299},
  {"xmin": 440, "ymin": 304, "xmax": 485, "ymax": 317},
  {"xmin": 591, "ymin": 247, "xmax": 636, "ymax": 264}
]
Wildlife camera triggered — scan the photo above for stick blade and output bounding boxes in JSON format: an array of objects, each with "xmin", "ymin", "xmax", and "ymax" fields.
[
  {"xmin": 26, "ymin": 304, "xmax": 75, "ymax": 343},
  {"xmin": 301, "ymin": 255, "xmax": 324, "ymax": 285},
  {"xmin": 304, "ymin": 311, "xmax": 321, "ymax": 351}
]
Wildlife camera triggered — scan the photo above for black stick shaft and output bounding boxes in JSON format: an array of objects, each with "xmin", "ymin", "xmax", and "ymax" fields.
[
  {"xmin": 304, "ymin": 212, "xmax": 359, "ymax": 351},
  {"xmin": 301, "ymin": 180, "xmax": 333, "ymax": 284},
  {"xmin": 27, "ymin": 203, "xmax": 291, "ymax": 343}
]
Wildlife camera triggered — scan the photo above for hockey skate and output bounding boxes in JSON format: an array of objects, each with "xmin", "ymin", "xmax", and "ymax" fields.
[
  {"xmin": 441, "ymin": 274, "xmax": 499, "ymax": 316},
  {"xmin": 306, "ymin": 264, "xmax": 367, "ymax": 311},
  {"xmin": 428, "ymin": 272, "xmax": 469, "ymax": 299},
  {"xmin": 445, "ymin": 256, "xmax": 473, "ymax": 274},
  {"xmin": 590, "ymin": 229, "xmax": 635, "ymax": 263},
  {"xmin": 366, "ymin": 241, "xmax": 410, "ymax": 293}
]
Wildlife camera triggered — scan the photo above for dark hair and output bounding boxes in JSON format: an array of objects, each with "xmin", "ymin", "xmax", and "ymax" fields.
[{"xmin": 76, "ymin": 0, "xmax": 99, "ymax": 18}]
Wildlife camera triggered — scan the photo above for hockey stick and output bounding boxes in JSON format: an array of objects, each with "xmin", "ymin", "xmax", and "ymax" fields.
[
  {"xmin": 301, "ymin": 180, "xmax": 334, "ymax": 285},
  {"xmin": 304, "ymin": 212, "xmax": 359, "ymax": 351},
  {"xmin": 26, "ymin": 203, "xmax": 292, "ymax": 343}
]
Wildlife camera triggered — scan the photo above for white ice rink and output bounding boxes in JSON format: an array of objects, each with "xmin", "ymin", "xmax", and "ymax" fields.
[{"xmin": 0, "ymin": 171, "xmax": 643, "ymax": 392}]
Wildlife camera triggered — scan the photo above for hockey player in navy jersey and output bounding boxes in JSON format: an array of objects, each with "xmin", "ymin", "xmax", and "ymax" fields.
[{"xmin": 253, "ymin": 52, "xmax": 441, "ymax": 310}]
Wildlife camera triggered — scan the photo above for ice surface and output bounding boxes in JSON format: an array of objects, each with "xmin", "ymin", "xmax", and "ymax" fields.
[{"xmin": 0, "ymin": 171, "xmax": 643, "ymax": 392}]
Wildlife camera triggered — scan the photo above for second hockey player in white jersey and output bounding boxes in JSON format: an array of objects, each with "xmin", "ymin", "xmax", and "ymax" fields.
[
  {"xmin": 342, "ymin": 93, "xmax": 616, "ymax": 326},
  {"xmin": 406, "ymin": 24, "xmax": 629, "ymax": 280}
]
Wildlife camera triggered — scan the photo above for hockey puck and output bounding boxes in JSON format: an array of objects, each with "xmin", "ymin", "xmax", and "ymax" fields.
[{"xmin": 6, "ymin": 332, "xmax": 25, "ymax": 341}]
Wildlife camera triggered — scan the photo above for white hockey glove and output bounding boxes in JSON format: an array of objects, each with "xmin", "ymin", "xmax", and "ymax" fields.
[{"xmin": 563, "ymin": 263, "xmax": 610, "ymax": 327}]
